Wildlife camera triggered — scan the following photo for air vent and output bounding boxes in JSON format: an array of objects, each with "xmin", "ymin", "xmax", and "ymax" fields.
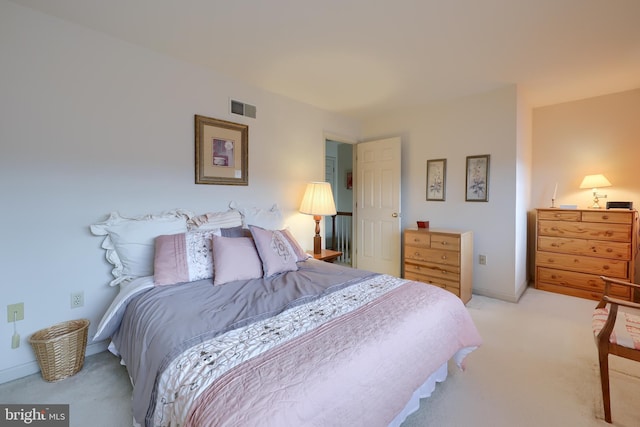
[{"xmin": 230, "ymin": 99, "xmax": 256, "ymax": 119}]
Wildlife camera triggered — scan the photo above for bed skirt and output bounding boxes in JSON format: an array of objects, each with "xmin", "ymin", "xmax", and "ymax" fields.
[{"xmin": 388, "ymin": 361, "xmax": 448, "ymax": 427}]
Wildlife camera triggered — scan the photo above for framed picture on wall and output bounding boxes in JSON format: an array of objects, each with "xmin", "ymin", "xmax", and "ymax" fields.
[
  {"xmin": 195, "ymin": 115, "xmax": 248, "ymax": 185},
  {"xmin": 426, "ymin": 158, "xmax": 446, "ymax": 201},
  {"xmin": 465, "ymin": 154, "xmax": 490, "ymax": 202}
]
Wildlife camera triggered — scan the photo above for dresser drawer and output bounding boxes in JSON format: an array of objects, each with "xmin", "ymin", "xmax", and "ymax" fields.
[
  {"xmin": 538, "ymin": 220, "xmax": 632, "ymax": 242},
  {"xmin": 405, "ymin": 246, "xmax": 460, "ymax": 266},
  {"xmin": 404, "ymin": 272, "xmax": 460, "ymax": 291},
  {"xmin": 536, "ymin": 281, "xmax": 610, "ymax": 301},
  {"xmin": 429, "ymin": 234, "xmax": 460, "ymax": 251},
  {"xmin": 535, "ymin": 250, "xmax": 629, "ymax": 278},
  {"xmin": 537, "ymin": 236, "xmax": 631, "ymax": 260},
  {"xmin": 536, "ymin": 267, "xmax": 631, "ymax": 298},
  {"xmin": 537, "ymin": 210, "xmax": 582, "ymax": 221},
  {"xmin": 404, "ymin": 231, "xmax": 430, "ymax": 247},
  {"xmin": 582, "ymin": 211, "xmax": 634, "ymax": 225},
  {"xmin": 404, "ymin": 261, "xmax": 460, "ymax": 282}
]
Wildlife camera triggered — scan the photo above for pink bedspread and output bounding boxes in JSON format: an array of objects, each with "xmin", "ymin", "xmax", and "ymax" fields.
[{"xmin": 184, "ymin": 280, "xmax": 482, "ymax": 427}]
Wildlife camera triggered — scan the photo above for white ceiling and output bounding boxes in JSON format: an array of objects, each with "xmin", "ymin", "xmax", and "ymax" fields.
[{"xmin": 11, "ymin": 0, "xmax": 640, "ymax": 119}]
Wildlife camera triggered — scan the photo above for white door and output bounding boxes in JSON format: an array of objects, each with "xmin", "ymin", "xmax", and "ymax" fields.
[{"xmin": 355, "ymin": 137, "xmax": 402, "ymax": 276}]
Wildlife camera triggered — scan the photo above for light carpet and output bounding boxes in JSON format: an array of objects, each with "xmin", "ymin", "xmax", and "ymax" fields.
[{"xmin": 0, "ymin": 287, "xmax": 638, "ymax": 427}]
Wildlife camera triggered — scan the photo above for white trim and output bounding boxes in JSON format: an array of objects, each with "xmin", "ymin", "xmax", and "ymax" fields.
[{"xmin": 0, "ymin": 341, "xmax": 108, "ymax": 384}]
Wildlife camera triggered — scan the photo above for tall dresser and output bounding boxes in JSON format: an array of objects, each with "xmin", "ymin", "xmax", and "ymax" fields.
[
  {"xmin": 403, "ymin": 228, "xmax": 473, "ymax": 304},
  {"xmin": 535, "ymin": 208, "xmax": 638, "ymax": 301}
]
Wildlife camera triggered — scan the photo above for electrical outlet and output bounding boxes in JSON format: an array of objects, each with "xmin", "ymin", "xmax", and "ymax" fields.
[
  {"xmin": 479, "ymin": 254, "xmax": 487, "ymax": 265},
  {"xmin": 70, "ymin": 291, "xmax": 84, "ymax": 309},
  {"xmin": 7, "ymin": 303, "xmax": 24, "ymax": 322}
]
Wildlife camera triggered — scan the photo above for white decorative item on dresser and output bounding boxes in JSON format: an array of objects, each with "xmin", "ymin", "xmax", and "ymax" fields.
[
  {"xmin": 403, "ymin": 228, "xmax": 473, "ymax": 304},
  {"xmin": 535, "ymin": 208, "xmax": 639, "ymax": 301}
]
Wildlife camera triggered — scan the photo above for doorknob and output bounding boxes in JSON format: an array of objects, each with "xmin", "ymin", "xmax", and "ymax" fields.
[{"xmin": 392, "ymin": 213, "xmax": 398, "ymax": 218}]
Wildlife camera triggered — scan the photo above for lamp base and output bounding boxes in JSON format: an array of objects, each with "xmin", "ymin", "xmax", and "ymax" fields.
[
  {"xmin": 313, "ymin": 215, "xmax": 322, "ymax": 254},
  {"xmin": 590, "ymin": 193, "xmax": 606, "ymax": 209}
]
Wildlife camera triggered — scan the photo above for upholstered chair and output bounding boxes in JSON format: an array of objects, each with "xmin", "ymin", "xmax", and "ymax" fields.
[{"xmin": 592, "ymin": 276, "xmax": 640, "ymax": 423}]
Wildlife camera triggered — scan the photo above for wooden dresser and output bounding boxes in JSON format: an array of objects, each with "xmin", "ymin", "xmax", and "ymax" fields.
[
  {"xmin": 403, "ymin": 228, "xmax": 473, "ymax": 304},
  {"xmin": 535, "ymin": 208, "xmax": 638, "ymax": 301}
]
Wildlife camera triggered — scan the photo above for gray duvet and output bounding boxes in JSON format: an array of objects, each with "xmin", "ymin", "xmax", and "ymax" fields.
[{"xmin": 111, "ymin": 260, "xmax": 376, "ymax": 426}]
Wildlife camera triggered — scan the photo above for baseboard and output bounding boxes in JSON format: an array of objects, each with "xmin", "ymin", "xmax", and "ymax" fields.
[
  {"xmin": 473, "ymin": 287, "xmax": 519, "ymax": 303},
  {"xmin": 473, "ymin": 279, "xmax": 530, "ymax": 303},
  {"xmin": 514, "ymin": 279, "xmax": 529, "ymax": 302},
  {"xmin": 0, "ymin": 340, "xmax": 108, "ymax": 384}
]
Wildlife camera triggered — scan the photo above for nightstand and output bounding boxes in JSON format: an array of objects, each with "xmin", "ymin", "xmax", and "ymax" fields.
[{"xmin": 307, "ymin": 249, "xmax": 342, "ymax": 263}]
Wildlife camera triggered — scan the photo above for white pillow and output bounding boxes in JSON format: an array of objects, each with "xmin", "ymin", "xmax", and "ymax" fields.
[
  {"xmin": 188, "ymin": 209, "xmax": 242, "ymax": 231},
  {"xmin": 229, "ymin": 201, "xmax": 284, "ymax": 229},
  {"xmin": 90, "ymin": 210, "xmax": 191, "ymax": 286},
  {"xmin": 92, "ymin": 276, "xmax": 155, "ymax": 342}
]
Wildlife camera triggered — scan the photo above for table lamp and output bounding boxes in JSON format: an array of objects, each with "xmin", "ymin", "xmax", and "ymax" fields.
[
  {"xmin": 299, "ymin": 182, "xmax": 337, "ymax": 254},
  {"xmin": 579, "ymin": 174, "xmax": 611, "ymax": 209}
]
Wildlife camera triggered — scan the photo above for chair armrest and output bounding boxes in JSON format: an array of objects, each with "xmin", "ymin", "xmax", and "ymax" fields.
[
  {"xmin": 600, "ymin": 275, "xmax": 640, "ymax": 290},
  {"xmin": 603, "ymin": 295, "xmax": 640, "ymax": 310},
  {"xmin": 597, "ymin": 276, "xmax": 640, "ymax": 309}
]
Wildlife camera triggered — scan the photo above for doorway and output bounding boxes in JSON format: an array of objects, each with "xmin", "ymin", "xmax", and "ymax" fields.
[{"xmin": 325, "ymin": 139, "xmax": 354, "ymax": 265}]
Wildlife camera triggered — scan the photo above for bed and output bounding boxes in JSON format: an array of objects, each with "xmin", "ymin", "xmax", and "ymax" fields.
[{"xmin": 90, "ymin": 206, "xmax": 482, "ymax": 427}]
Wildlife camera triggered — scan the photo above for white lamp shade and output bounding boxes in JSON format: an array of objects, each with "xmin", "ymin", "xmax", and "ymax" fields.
[
  {"xmin": 579, "ymin": 174, "xmax": 612, "ymax": 189},
  {"xmin": 299, "ymin": 182, "xmax": 337, "ymax": 216}
]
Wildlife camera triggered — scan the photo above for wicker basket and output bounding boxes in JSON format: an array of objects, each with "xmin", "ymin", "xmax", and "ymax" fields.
[{"xmin": 29, "ymin": 319, "xmax": 90, "ymax": 382}]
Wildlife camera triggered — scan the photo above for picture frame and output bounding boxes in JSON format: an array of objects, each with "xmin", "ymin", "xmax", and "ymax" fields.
[
  {"xmin": 465, "ymin": 154, "xmax": 490, "ymax": 202},
  {"xmin": 345, "ymin": 170, "xmax": 353, "ymax": 190},
  {"xmin": 195, "ymin": 115, "xmax": 248, "ymax": 185},
  {"xmin": 426, "ymin": 158, "xmax": 446, "ymax": 201}
]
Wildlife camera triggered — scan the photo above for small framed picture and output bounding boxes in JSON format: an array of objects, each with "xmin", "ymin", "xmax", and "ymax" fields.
[
  {"xmin": 465, "ymin": 154, "xmax": 490, "ymax": 202},
  {"xmin": 426, "ymin": 159, "xmax": 446, "ymax": 201},
  {"xmin": 194, "ymin": 115, "xmax": 248, "ymax": 185}
]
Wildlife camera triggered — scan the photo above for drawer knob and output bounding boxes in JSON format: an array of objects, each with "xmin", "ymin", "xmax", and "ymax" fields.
[
  {"xmin": 441, "ymin": 255, "xmax": 447, "ymax": 260},
  {"xmin": 441, "ymin": 241, "xmax": 448, "ymax": 246},
  {"xmin": 602, "ymin": 215, "xmax": 609, "ymax": 220},
  {"xmin": 414, "ymin": 252, "xmax": 420, "ymax": 257},
  {"xmin": 441, "ymin": 270, "xmax": 447, "ymax": 274}
]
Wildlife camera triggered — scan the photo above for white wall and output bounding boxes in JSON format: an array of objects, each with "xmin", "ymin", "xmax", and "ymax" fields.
[
  {"xmin": 532, "ymin": 88, "xmax": 640, "ymax": 281},
  {"xmin": 0, "ymin": 1, "xmax": 360, "ymax": 382},
  {"xmin": 515, "ymin": 87, "xmax": 533, "ymax": 296},
  {"xmin": 361, "ymin": 85, "xmax": 529, "ymax": 302},
  {"xmin": 532, "ymin": 89, "xmax": 640, "ymax": 210}
]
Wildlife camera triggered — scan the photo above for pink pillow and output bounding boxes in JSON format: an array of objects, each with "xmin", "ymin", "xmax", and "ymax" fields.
[
  {"xmin": 211, "ymin": 235, "xmax": 262, "ymax": 285},
  {"xmin": 249, "ymin": 226, "xmax": 299, "ymax": 277},
  {"xmin": 153, "ymin": 229, "xmax": 220, "ymax": 286}
]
